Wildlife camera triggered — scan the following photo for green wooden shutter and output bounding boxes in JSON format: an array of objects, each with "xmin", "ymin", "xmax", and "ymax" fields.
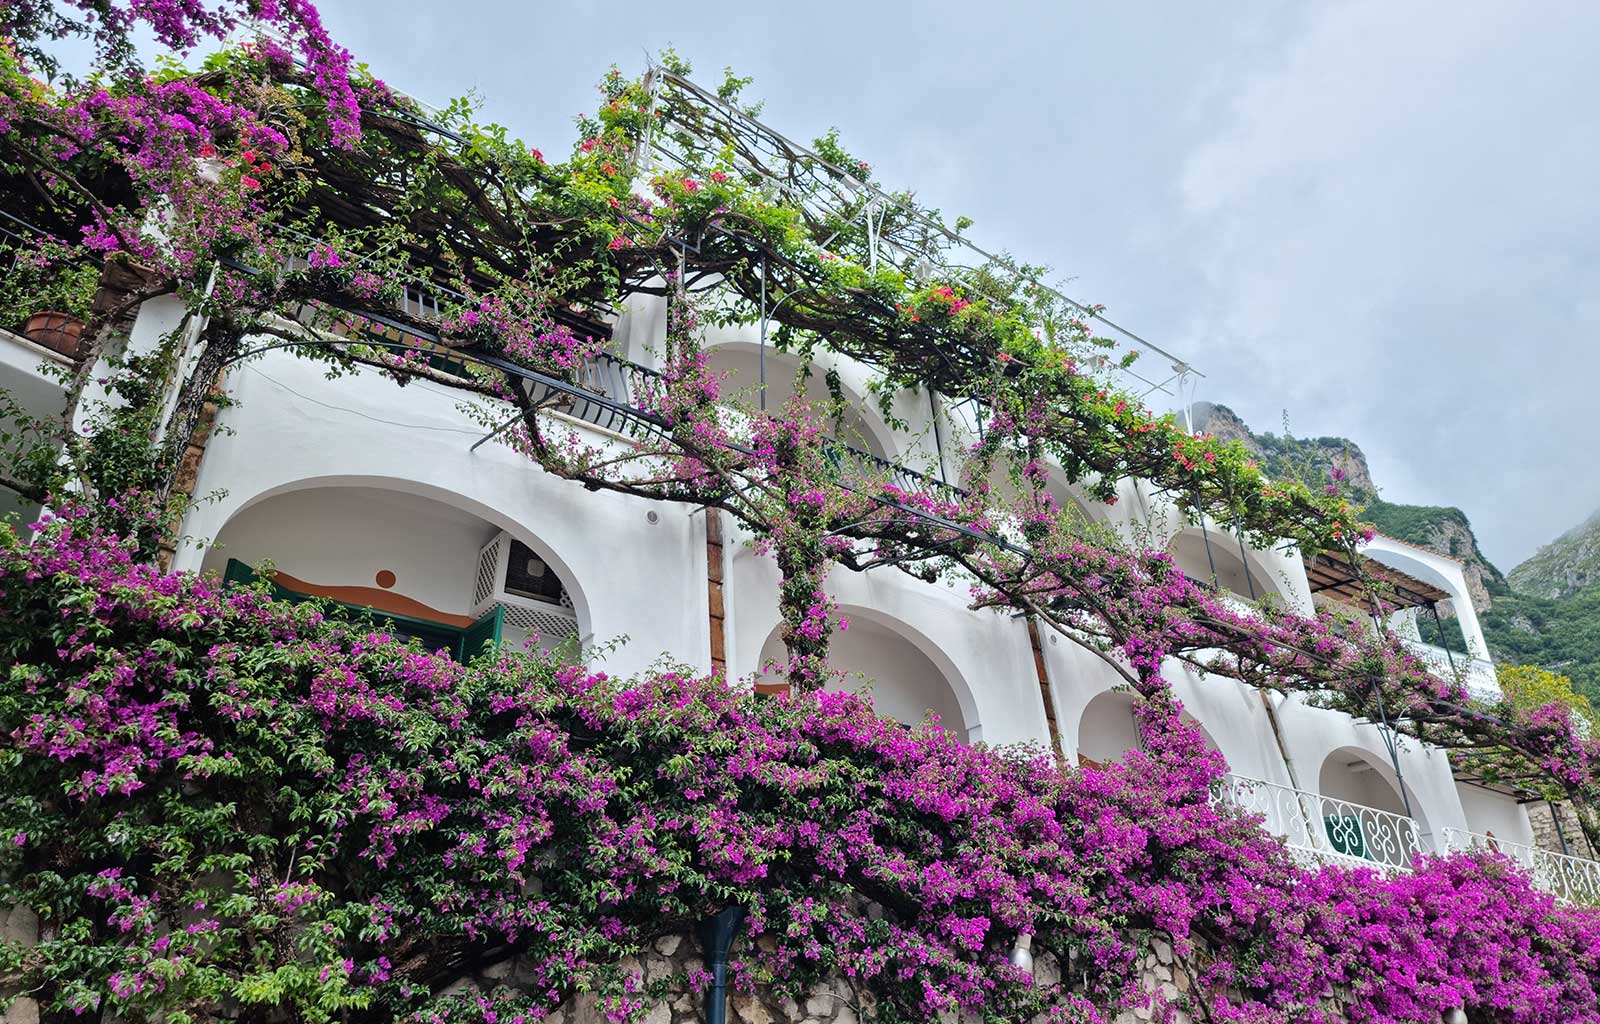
[{"xmin": 459, "ymin": 604, "xmax": 504, "ymax": 661}]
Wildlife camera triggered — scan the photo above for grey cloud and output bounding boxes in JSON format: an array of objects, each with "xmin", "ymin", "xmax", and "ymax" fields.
[{"xmin": 308, "ymin": 0, "xmax": 1600, "ymax": 567}]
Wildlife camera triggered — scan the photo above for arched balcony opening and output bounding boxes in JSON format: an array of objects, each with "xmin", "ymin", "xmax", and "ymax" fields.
[
  {"xmin": 201, "ymin": 484, "xmax": 586, "ymax": 662},
  {"xmin": 978, "ymin": 461, "xmax": 1109, "ymax": 534},
  {"xmin": 755, "ymin": 608, "xmax": 978, "ymax": 740},
  {"xmin": 702, "ymin": 342, "xmax": 895, "ymax": 460},
  {"xmin": 1075, "ymin": 689, "xmax": 1222, "ymax": 768},
  {"xmin": 1314, "ymin": 747, "xmax": 1431, "ymax": 868},
  {"xmin": 1167, "ymin": 527, "xmax": 1284, "ymax": 605}
]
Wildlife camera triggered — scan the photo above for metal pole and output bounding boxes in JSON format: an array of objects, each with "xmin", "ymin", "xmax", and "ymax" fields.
[
  {"xmin": 758, "ymin": 255, "xmax": 767, "ymax": 412},
  {"xmin": 1198, "ymin": 517, "xmax": 1220, "ymax": 590},
  {"xmin": 1234, "ymin": 527, "xmax": 1258, "ymax": 600},
  {"xmin": 1548, "ymin": 799, "xmax": 1574, "ymax": 856},
  {"xmin": 470, "ymin": 408, "xmax": 528, "ymax": 451},
  {"xmin": 1370, "ymin": 681, "xmax": 1416, "ymax": 819},
  {"xmin": 1427, "ymin": 602, "xmax": 1460, "ymax": 673},
  {"xmin": 929, "ymin": 389, "xmax": 946, "ymax": 483},
  {"xmin": 1364, "ymin": 593, "xmax": 1416, "ymax": 819}
]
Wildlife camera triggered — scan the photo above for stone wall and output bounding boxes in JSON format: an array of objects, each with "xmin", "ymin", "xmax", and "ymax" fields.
[
  {"xmin": 441, "ymin": 930, "xmax": 1300, "ymax": 1024},
  {"xmin": 2, "ymin": 905, "xmax": 37, "ymax": 1024},
  {"xmin": 2, "ymin": 921, "xmax": 1351, "ymax": 1024},
  {"xmin": 1527, "ymin": 799, "xmax": 1598, "ymax": 859}
]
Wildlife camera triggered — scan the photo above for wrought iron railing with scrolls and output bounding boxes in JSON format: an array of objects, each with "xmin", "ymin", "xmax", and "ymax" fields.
[
  {"xmin": 1439, "ymin": 827, "xmax": 1600, "ymax": 905},
  {"xmin": 1216, "ymin": 773, "xmax": 1426, "ymax": 871}
]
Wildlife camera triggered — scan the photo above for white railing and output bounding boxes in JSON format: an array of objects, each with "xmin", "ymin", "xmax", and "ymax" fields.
[
  {"xmin": 1216, "ymin": 774, "xmax": 1425, "ymax": 871},
  {"xmin": 1440, "ymin": 828, "xmax": 1600, "ymax": 905},
  {"xmin": 1400, "ymin": 637, "xmax": 1500, "ymax": 703}
]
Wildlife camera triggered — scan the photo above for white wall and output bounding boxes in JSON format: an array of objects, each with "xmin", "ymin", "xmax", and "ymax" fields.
[
  {"xmin": 757, "ymin": 615, "xmax": 967, "ymax": 734},
  {"xmin": 154, "ymin": 291, "xmax": 1524, "ymax": 847},
  {"xmin": 199, "ymin": 485, "xmax": 500, "ymax": 616},
  {"xmin": 176, "ymin": 350, "xmax": 711, "ymax": 680},
  {"xmin": 723, "ymin": 519, "xmax": 1048, "ymax": 747},
  {"xmin": 1454, "ymin": 784, "xmax": 1536, "ymax": 846},
  {"xmin": 1363, "ymin": 535, "xmax": 1493, "ymax": 667}
]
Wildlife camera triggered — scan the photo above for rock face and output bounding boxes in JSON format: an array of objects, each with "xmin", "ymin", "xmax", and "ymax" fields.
[
  {"xmin": 1510, "ymin": 506, "xmax": 1600, "ymax": 600},
  {"xmin": 1189, "ymin": 402, "xmax": 1503, "ymax": 611},
  {"xmin": 1189, "ymin": 402, "xmax": 1376, "ymax": 499},
  {"xmin": 1367, "ymin": 502, "xmax": 1501, "ymax": 612}
]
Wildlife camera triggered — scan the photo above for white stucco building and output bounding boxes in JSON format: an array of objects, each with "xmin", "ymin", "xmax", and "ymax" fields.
[{"xmin": 4, "ymin": 271, "xmax": 1595, "ymax": 899}]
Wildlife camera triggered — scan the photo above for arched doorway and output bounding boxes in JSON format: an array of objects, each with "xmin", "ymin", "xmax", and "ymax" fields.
[
  {"xmin": 1315, "ymin": 747, "xmax": 1430, "ymax": 867},
  {"xmin": 756, "ymin": 609, "xmax": 976, "ymax": 739},
  {"xmin": 1167, "ymin": 527, "xmax": 1283, "ymax": 603},
  {"xmin": 201, "ymin": 484, "xmax": 585, "ymax": 660},
  {"xmin": 979, "ymin": 462, "xmax": 1110, "ymax": 534}
]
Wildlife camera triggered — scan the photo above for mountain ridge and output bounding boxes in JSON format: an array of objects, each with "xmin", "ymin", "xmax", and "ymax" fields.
[
  {"xmin": 1189, "ymin": 402, "xmax": 1505, "ymax": 610},
  {"xmin": 1508, "ymin": 506, "xmax": 1600, "ymax": 599}
]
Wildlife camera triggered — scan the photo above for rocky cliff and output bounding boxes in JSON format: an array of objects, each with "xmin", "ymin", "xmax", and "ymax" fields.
[
  {"xmin": 1509, "ymin": 507, "xmax": 1600, "ymax": 599},
  {"xmin": 1189, "ymin": 402, "xmax": 1504, "ymax": 611}
]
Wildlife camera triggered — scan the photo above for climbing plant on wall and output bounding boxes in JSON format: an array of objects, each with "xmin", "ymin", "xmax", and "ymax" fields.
[{"xmin": 1, "ymin": 0, "xmax": 1599, "ymax": 923}]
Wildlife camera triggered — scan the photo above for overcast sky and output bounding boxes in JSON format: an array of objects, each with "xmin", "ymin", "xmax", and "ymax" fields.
[{"xmin": 306, "ymin": 1, "xmax": 1599, "ymax": 568}]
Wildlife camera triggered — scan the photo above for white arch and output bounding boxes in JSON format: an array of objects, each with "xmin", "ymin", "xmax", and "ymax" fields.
[
  {"xmin": 756, "ymin": 603, "xmax": 982, "ymax": 740},
  {"xmin": 1359, "ymin": 537, "xmax": 1488, "ymax": 660},
  {"xmin": 1074, "ymin": 687, "xmax": 1223, "ymax": 765},
  {"xmin": 1317, "ymin": 745, "xmax": 1431, "ymax": 834},
  {"xmin": 1167, "ymin": 526, "xmax": 1289, "ymax": 603},
  {"xmin": 700, "ymin": 340, "xmax": 900, "ymax": 460},
  {"xmin": 978, "ymin": 461, "xmax": 1111, "ymax": 528},
  {"xmin": 201, "ymin": 473, "xmax": 594, "ymax": 640},
  {"xmin": 1045, "ymin": 469, "xmax": 1112, "ymax": 525}
]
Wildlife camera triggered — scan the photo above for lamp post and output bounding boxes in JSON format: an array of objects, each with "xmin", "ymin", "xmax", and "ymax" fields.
[
  {"xmin": 697, "ymin": 906, "xmax": 746, "ymax": 1024},
  {"xmin": 1009, "ymin": 933, "xmax": 1034, "ymax": 975}
]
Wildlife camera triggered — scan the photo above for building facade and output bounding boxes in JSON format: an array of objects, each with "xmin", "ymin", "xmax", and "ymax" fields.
[{"xmin": 4, "ymin": 276, "xmax": 1594, "ymax": 899}]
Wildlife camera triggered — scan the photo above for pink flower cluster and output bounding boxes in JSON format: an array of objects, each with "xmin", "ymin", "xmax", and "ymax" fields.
[{"xmin": 3, "ymin": 511, "xmax": 1599, "ymax": 1024}]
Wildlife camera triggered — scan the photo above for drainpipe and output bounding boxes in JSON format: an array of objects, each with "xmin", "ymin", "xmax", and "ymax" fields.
[
  {"xmin": 698, "ymin": 906, "xmax": 746, "ymax": 1024},
  {"xmin": 1259, "ymin": 691, "xmax": 1303, "ymax": 791}
]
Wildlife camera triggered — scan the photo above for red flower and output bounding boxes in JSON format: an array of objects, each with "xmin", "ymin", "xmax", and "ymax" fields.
[{"xmin": 239, "ymin": 175, "xmax": 260, "ymax": 190}]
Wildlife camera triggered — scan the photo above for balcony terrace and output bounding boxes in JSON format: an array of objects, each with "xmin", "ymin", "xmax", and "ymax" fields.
[{"xmin": 1220, "ymin": 773, "xmax": 1600, "ymax": 904}]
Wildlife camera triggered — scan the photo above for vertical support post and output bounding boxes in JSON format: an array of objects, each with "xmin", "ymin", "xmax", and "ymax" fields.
[
  {"xmin": 1197, "ymin": 517, "xmax": 1221, "ymax": 591},
  {"xmin": 1427, "ymin": 602, "xmax": 1460, "ymax": 673},
  {"xmin": 1369, "ymin": 679, "xmax": 1415, "ymax": 819},
  {"xmin": 758, "ymin": 256, "xmax": 767, "ymax": 412},
  {"xmin": 929, "ymin": 389, "xmax": 946, "ymax": 483},
  {"xmin": 1366, "ymin": 595, "xmax": 1415, "ymax": 820},
  {"xmin": 1025, "ymin": 618, "xmax": 1066, "ymax": 765},
  {"xmin": 1548, "ymin": 799, "xmax": 1574, "ymax": 857},
  {"xmin": 1235, "ymin": 527, "xmax": 1258, "ymax": 600},
  {"xmin": 865, "ymin": 198, "xmax": 880, "ymax": 273},
  {"xmin": 706, "ymin": 510, "xmax": 727, "ymax": 678}
]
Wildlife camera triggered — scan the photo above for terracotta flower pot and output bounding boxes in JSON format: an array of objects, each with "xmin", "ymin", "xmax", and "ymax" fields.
[{"xmin": 20, "ymin": 310, "xmax": 86, "ymax": 359}]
